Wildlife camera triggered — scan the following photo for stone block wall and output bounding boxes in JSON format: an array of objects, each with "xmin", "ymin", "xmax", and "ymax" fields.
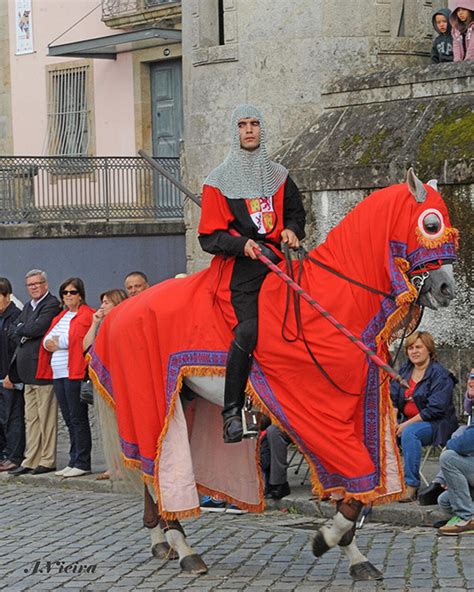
[
  {"xmin": 278, "ymin": 61, "xmax": 472, "ymax": 370},
  {"xmin": 181, "ymin": 0, "xmax": 440, "ymax": 271}
]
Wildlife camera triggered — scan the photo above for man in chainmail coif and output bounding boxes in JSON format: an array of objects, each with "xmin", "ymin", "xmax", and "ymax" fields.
[{"xmin": 198, "ymin": 104, "xmax": 306, "ymax": 443}]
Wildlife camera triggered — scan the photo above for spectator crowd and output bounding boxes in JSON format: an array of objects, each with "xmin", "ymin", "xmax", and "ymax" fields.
[{"xmin": 0, "ymin": 269, "xmax": 150, "ymax": 480}]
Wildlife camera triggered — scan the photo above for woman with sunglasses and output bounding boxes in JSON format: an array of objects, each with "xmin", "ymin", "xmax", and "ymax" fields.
[{"xmin": 37, "ymin": 278, "xmax": 95, "ymax": 478}]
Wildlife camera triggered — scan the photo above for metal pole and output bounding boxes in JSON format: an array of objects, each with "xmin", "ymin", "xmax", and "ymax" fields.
[{"xmin": 138, "ymin": 149, "xmax": 202, "ymax": 207}]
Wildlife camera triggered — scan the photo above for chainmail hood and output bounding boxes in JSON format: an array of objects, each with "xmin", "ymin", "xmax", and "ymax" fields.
[{"xmin": 204, "ymin": 104, "xmax": 288, "ymax": 200}]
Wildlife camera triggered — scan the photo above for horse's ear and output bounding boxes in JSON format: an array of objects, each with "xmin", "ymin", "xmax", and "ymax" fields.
[
  {"xmin": 427, "ymin": 179, "xmax": 438, "ymax": 191},
  {"xmin": 406, "ymin": 167, "xmax": 427, "ymax": 203}
]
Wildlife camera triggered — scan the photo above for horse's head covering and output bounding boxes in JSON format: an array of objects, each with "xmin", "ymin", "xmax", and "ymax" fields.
[{"xmin": 204, "ymin": 104, "xmax": 288, "ymax": 200}]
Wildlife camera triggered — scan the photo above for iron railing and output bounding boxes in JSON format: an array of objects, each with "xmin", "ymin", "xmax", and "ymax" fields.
[
  {"xmin": 102, "ymin": 0, "xmax": 180, "ymax": 19},
  {"xmin": 0, "ymin": 156, "xmax": 183, "ymax": 223}
]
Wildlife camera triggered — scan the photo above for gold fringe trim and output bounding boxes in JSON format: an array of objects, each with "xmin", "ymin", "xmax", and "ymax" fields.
[
  {"xmin": 373, "ymin": 281, "xmax": 408, "ymax": 505},
  {"xmin": 88, "ymin": 365, "xmax": 116, "ymax": 410},
  {"xmin": 416, "ymin": 226, "xmax": 459, "ymax": 250},
  {"xmin": 393, "ymin": 257, "xmax": 418, "ymax": 308}
]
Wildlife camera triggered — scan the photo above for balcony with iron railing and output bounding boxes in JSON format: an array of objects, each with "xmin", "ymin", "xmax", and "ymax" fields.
[
  {"xmin": 102, "ymin": 0, "xmax": 181, "ymax": 28},
  {"xmin": 0, "ymin": 156, "xmax": 183, "ymax": 224}
]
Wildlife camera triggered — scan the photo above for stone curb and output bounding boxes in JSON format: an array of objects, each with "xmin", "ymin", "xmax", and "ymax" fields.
[
  {"xmin": 264, "ymin": 494, "xmax": 445, "ymax": 528},
  {"xmin": 0, "ymin": 472, "xmax": 445, "ymax": 528},
  {"xmin": 0, "ymin": 472, "xmax": 113, "ymax": 494}
]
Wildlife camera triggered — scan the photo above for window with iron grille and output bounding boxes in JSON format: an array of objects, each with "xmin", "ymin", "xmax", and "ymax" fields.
[{"xmin": 46, "ymin": 63, "xmax": 93, "ymax": 156}]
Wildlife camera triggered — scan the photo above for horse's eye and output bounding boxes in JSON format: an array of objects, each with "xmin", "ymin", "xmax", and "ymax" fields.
[
  {"xmin": 423, "ymin": 213, "xmax": 441, "ymax": 234},
  {"xmin": 418, "ymin": 208, "xmax": 445, "ymax": 239}
]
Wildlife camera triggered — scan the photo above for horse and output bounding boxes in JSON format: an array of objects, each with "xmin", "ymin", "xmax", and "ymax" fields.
[{"xmin": 89, "ymin": 169, "xmax": 458, "ymax": 581}]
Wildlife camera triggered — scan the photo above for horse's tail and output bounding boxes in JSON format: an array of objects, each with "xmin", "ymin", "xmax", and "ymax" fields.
[{"xmin": 94, "ymin": 388, "xmax": 145, "ymax": 497}]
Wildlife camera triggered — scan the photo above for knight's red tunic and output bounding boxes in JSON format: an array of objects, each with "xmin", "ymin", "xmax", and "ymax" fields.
[{"xmin": 198, "ymin": 176, "xmax": 305, "ymax": 326}]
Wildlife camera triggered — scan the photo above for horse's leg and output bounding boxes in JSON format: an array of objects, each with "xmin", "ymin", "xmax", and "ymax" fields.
[
  {"xmin": 338, "ymin": 527, "xmax": 383, "ymax": 581},
  {"xmin": 144, "ymin": 484, "xmax": 178, "ymax": 560},
  {"xmin": 159, "ymin": 517, "xmax": 208, "ymax": 575},
  {"xmin": 312, "ymin": 499, "xmax": 362, "ymax": 557},
  {"xmin": 144, "ymin": 483, "xmax": 207, "ymax": 573}
]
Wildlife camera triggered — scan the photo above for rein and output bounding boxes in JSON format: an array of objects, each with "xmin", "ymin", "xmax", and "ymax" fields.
[
  {"xmin": 278, "ymin": 245, "xmax": 427, "ymax": 394},
  {"xmin": 300, "ymin": 248, "xmax": 395, "ymax": 301}
]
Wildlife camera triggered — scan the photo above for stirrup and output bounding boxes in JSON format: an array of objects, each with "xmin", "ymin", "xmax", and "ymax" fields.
[{"xmin": 241, "ymin": 405, "xmax": 259, "ymax": 440}]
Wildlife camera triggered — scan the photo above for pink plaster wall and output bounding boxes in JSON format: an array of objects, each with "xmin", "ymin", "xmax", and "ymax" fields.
[{"xmin": 8, "ymin": 0, "xmax": 135, "ymax": 156}]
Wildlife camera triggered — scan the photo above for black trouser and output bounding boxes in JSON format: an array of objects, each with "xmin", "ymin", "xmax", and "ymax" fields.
[
  {"xmin": 223, "ymin": 247, "xmax": 279, "ymax": 423},
  {"xmin": 0, "ymin": 385, "xmax": 25, "ymax": 465}
]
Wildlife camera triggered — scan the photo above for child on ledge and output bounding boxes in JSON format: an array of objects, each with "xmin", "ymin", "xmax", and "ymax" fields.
[{"xmin": 431, "ymin": 8, "xmax": 453, "ymax": 63}]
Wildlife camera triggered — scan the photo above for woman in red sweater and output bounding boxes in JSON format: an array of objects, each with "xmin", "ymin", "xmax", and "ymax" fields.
[{"xmin": 37, "ymin": 277, "xmax": 94, "ymax": 478}]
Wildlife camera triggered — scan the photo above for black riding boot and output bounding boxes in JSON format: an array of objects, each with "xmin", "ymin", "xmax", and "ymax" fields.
[{"xmin": 222, "ymin": 341, "xmax": 253, "ymax": 443}]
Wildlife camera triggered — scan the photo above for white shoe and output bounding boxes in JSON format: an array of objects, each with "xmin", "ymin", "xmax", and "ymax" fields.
[
  {"xmin": 55, "ymin": 466, "xmax": 72, "ymax": 476},
  {"xmin": 62, "ymin": 467, "xmax": 90, "ymax": 478}
]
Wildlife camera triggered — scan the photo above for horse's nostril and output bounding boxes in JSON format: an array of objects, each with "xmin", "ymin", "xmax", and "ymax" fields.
[{"xmin": 440, "ymin": 283, "xmax": 453, "ymax": 298}]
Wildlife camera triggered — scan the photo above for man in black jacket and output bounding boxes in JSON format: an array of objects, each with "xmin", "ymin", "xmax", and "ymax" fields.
[
  {"xmin": 7, "ymin": 270, "xmax": 61, "ymax": 475},
  {"xmin": 0, "ymin": 278, "xmax": 23, "ymax": 472}
]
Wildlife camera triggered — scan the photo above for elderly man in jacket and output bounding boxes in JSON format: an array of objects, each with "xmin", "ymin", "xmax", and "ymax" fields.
[{"xmin": 7, "ymin": 270, "xmax": 61, "ymax": 475}]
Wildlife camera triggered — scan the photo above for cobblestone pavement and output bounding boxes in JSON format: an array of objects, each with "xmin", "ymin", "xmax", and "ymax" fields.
[{"xmin": 1, "ymin": 483, "xmax": 473, "ymax": 592}]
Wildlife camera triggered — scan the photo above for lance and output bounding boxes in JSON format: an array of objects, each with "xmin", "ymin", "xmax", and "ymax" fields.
[
  {"xmin": 139, "ymin": 149, "xmax": 407, "ymax": 388},
  {"xmin": 254, "ymin": 248, "xmax": 409, "ymax": 388}
]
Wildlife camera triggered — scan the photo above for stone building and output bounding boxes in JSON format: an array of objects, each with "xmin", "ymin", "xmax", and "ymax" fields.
[{"xmin": 0, "ymin": 0, "xmax": 186, "ymax": 302}]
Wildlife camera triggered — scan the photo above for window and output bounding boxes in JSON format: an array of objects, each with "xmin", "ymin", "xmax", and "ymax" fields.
[{"xmin": 46, "ymin": 63, "xmax": 92, "ymax": 156}]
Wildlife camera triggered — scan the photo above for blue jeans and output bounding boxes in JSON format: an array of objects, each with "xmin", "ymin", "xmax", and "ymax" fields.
[
  {"xmin": 438, "ymin": 449, "xmax": 474, "ymax": 521},
  {"xmin": 432, "ymin": 426, "xmax": 467, "ymax": 484},
  {"xmin": 401, "ymin": 422, "xmax": 433, "ymax": 487},
  {"xmin": 53, "ymin": 379, "xmax": 91, "ymax": 471}
]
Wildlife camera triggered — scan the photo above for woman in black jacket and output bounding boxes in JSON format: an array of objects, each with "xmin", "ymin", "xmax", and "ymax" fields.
[
  {"xmin": 0, "ymin": 277, "xmax": 24, "ymax": 471},
  {"xmin": 390, "ymin": 331, "xmax": 458, "ymax": 502}
]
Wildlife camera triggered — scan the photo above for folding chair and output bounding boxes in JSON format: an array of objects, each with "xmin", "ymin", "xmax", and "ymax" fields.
[
  {"xmin": 419, "ymin": 444, "xmax": 443, "ymax": 487},
  {"xmin": 288, "ymin": 445, "xmax": 310, "ymax": 485}
]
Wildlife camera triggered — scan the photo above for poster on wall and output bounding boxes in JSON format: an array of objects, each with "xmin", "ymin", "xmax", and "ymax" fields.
[{"xmin": 15, "ymin": 0, "xmax": 34, "ymax": 55}]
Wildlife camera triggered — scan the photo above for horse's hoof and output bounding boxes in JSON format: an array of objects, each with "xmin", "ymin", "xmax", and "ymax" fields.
[
  {"xmin": 312, "ymin": 531, "xmax": 331, "ymax": 557},
  {"xmin": 350, "ymin": 561, "xmax": 384, "ymax": 581},
  {"xmin": 151, "ymin": 542, "xmax": 178, "ymax": 561},
  {"xmin": 180, "ymin": 553, "xmax": 208, "ymax": 574}
]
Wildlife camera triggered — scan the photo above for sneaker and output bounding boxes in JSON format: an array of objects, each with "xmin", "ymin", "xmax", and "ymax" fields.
[
  {"xmin": 200, "ymin": 496, "xmax": 226, "ymax": 512},
  {"xmin": 55, "ymin": 466, "xmax": 72, "ymax": 476},
  {"xmin": 438, "ymin": 516, "xmax": 474, "ymax": 536},
  {"xmin": 61, "ymin": 468, "xmax": 89, "ymax": 478},
  {"xmin": 226, "ymin": 504, "xmax": 248, "ymax": 515}
]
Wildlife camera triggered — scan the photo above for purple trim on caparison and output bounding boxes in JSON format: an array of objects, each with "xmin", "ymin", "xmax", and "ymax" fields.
[
  {"xmin": 119, "ymin": 436, "xmax": 155, "ymax": 475},
  {"xmin": 407, "ymin": 243, "xmax": 457, "ymax": 269},
  {"xmin": 89, "ymin": 347, "xmax": 114, "ymax": 401}
]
